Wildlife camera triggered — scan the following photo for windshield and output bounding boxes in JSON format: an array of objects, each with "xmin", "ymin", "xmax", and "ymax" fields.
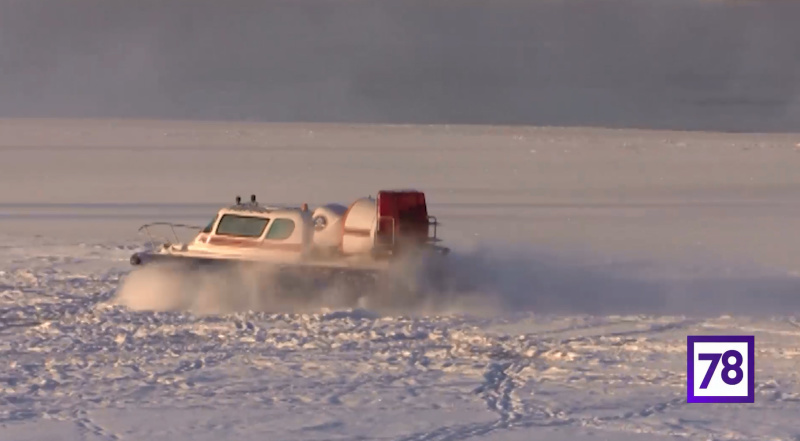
[
  {"xmin": 202, "ymin": 216, "xmax": 218, "ymax": 233},
  {"xmin": 215, "ymin": 214, "xmax": 269, "ymax": 238}
]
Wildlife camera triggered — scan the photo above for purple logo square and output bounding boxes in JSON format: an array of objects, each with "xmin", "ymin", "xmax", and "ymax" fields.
[{"xmin": 687, "ymin": 335, "xmax": 754, "ymax": 403}]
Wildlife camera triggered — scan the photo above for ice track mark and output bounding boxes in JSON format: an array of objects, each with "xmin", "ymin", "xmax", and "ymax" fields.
[
  {"xmin": 72, "ymin": 408, "xmax": 121, "ymax": 441},
  {"xmin": 473, "ymin": 360, "xmax": 525, "ymax": 423}
]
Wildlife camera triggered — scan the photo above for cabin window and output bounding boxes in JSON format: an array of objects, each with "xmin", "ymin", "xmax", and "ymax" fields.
[
  {"xmin": 215, "ymin": 214, "xmax": 269, "ymax": 238},
  {"xmin": 202, "ymin": 216, "xmax": 218, "ymax": 233},
  {"xmin": 265, "ymin": 218, "xmax": 295, "ymax": 240}
]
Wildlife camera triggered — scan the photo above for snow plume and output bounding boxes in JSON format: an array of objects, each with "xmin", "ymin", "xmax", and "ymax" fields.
[
  {"xmin": 113, "ymin": 261, "xmax": 360, "ymax": 316},
  {"xmin": 112, "ymin": 244, "xmax": 800, "ymax": 317},
  {"xmin": 110, "ymin": 252, "xmax": 502, "ymax": 317},
  {"xmin": 432, "ymin": 244, "xmax": 800, "ymax": 317}
]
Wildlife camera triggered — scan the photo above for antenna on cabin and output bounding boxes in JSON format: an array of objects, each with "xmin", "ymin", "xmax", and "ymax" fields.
[
  {"xmin": 250, "ymin": 194, "xmax": 257, "ymax": 203},
  {"xmin": 235, "ymin": 195, "xmax": 241, "ymax": 205}
]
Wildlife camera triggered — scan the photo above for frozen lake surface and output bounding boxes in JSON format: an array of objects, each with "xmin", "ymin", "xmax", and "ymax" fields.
[{"xmin": 1, "ymin": 119, "xmax": 799, "ymax": 440}]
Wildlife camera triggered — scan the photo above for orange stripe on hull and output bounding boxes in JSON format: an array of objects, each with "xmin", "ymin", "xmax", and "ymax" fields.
[
  {"xmin": 343, "ymin": 228, "xmax": 371, "ymax": 237},
  {"xmin": 207, "ymin": 236, "xmax": 303, "ymax": 252}
]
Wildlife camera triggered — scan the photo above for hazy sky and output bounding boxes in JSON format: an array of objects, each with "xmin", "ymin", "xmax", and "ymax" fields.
[{"xmin": 1, "ymin": 0, "xmax": 798, "ymax": 132}]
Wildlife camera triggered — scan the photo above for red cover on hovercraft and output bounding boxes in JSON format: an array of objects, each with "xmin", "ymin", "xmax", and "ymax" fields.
[{"xmin": 376, "ymin": 190, "xmax": 429, "ymax": 246}]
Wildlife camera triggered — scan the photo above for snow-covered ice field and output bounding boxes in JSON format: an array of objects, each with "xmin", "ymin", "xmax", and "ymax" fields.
[{"xmin": 2, "ymin": 119, "xmax": 800, "ymax": 440}]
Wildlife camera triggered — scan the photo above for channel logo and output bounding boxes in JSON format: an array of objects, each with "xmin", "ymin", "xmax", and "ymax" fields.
[{"xmin": 687, "ymin": 335, "xmax": 754, "ymax": 403}]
